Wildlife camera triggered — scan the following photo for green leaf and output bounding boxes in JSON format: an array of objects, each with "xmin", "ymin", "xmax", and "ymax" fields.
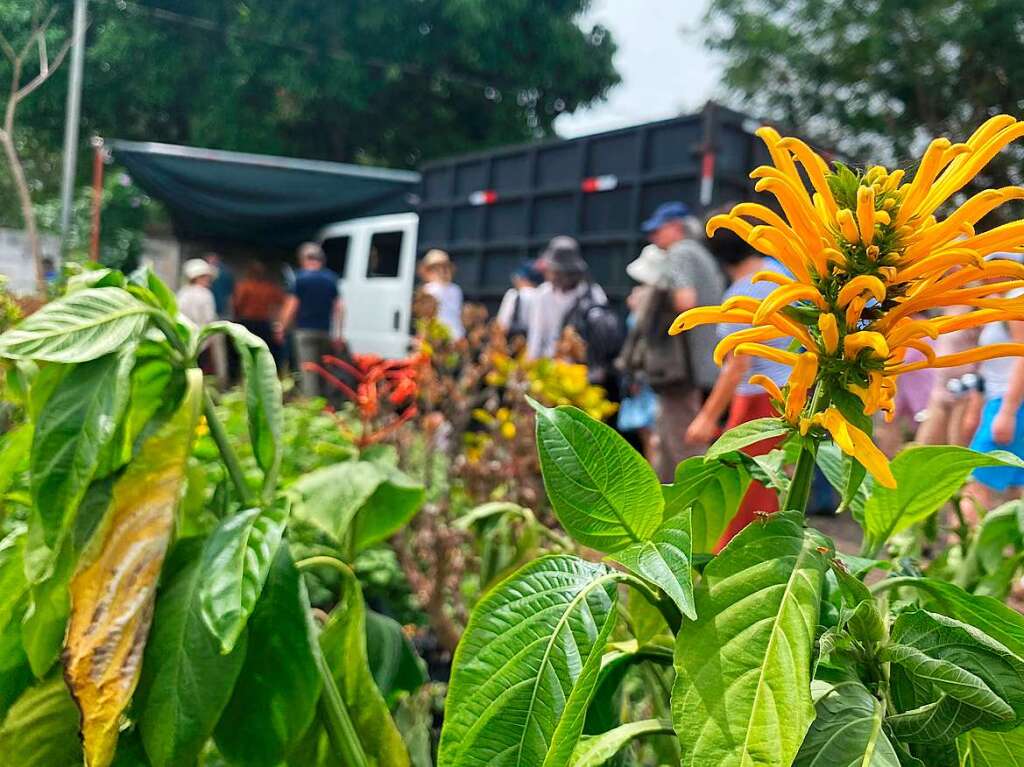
[
  {"xmin": 291, "ymin": 461, "xmax": 423, "ymax": 554},
  {"xmin": 704, "ymin": 417, "xmax": 790, "ymax": 462},
  {"xmin": 199, "ymin": 501, "xmax": 289, "ymax": 654},
  {"xmin": 663, "ymin": 456, "xmax": 751, "ymax": 554},
  {"xmin": 532, "ymin": 400, "xmax": 663, "ymax": 552},
  {"xmin": 884, "ymin": 610, "xmax": 1024, "ymax": 743},
  {"xmin": 292, "ymin": 460, "xmax": 384, "ymax": 541},
  {"xmin": 215, "ymin": 546, "xmax": 321, "ymax": 767},
  {"xmin": 300, "ymin": 563, "xmax": 411, "ymax": 766},
  {"xmin": 128, "ymin": 264, "xmax": 178, "ymax": 316},
  {"xmin": 672, "ymin": 511, "xmax": 831, "ymax": 767},
  {"xmin": 0, "ymin": 528, "xmax": 31, "ymax": 717},
  {"xmin": 862, "ymin": 446, "xmax": 1024, "ymax": 553},
  {"xmin": 874, "ymin": 578, "xmax": 1024, "ymax": 659},
  {"xmin": 816, "ymin": 442, "xmax": 870, "ymax": 517},
  {"xmin": 438, "ymin": 555, "xmax": 620, "ymax": 767},
  {"xmin": 352, "ymin": 466, "xmax": 424, "ymax": 551},
  {"xmin": 0, "ymin": 675, "xmax": 82, "ymax": 766},
  {"xmin": 30, "ymin": 350, "xmax": 135, "ymax": 550},
  {"xmin": 571, "ymin": 719, "xmax": 674, "ymax": 767},
  {"xmin": 204, "ymin": 322, "xmax": 283, "ymax": 489},
  {"xmin": 0, "ymin": 423, "xmax": 31, "ymax": 499},
  {"xmin": 365, "ymin": 610, "xmax": 428, "ymax": 707},
  {"xmin": 0, "ymin": 287, "xmax": 152, "ymax": 363},
  {"xmin": 974, "ymin": 501, "xmax": 1023, "ymax": 574},
  {"xmin": 609, "ymin": 511, "xmax": 696, "ymax": 620},
  {"xmin": 958, "ymin": 725, "xmax": 1024, "ymax": 766},
  {"xmin": 793, "ymin": 680, "xmax": 900, "ymax": 767},
  {"xmin": 135, "ymin": 539, "xmax": 248, "ymax": 767}
]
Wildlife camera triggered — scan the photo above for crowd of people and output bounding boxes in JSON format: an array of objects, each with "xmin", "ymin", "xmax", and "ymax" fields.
[{"xmin": 175, "ymin": 198, "xmax": 1024, "ymax": 527}]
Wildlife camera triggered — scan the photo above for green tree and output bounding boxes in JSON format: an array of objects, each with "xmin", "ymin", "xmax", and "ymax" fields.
[
  {"xmin": 705, "ymin": 0, "xmax": 1024, "ymax": 185},
  {"xmin": 0, "ymin": 0, "xmax": 618, "ymax": 230}
]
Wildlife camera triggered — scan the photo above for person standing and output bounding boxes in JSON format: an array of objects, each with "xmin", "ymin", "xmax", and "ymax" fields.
[
  {"xmin": 495, "ymin": 261, "xmax": 541, "ymax": 340},
  {"xmin": 526, "ymin": 236, "xmax": 620, "ymax": 397},
  {"xmin": 631, "ymin": 201, "xmax": 725, "ymax": 481},
  {"xmin": 419, "ymin": 249, "xmax": 465, "ymax": 339},
  {"xmin": 683, "ymin": 224, "xmax": 791, "ymax": 546},
  {"xmin": 178, "ymin": 258, "xmax": 227, "ymax": 386},
  {"xmin": 233, "ymin": 260, "xmax": 287, "ymax": 362},
  {"xmin": 205, "ymin": 252, "xmax": 235, "ymax": 319},
  {"xmin": 276, "ymin": 242, "xmax": 343, "ymax": 398}
]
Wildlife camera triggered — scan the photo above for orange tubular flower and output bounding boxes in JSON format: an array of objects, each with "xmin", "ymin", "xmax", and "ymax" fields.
[{"xmin": 670, "ymin": 115, "xmax": 1024, "ymax": 486}]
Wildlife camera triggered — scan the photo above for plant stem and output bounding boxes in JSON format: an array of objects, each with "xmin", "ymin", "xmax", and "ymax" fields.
[
  {"xmin": 782, "ymin": 444, "xmax": 817, "ymax": 513},
  {"xmin": 314, "ymin": 649, "xmax": 370, "ymax": 767},
  {"xmin": 202, "ymin": 389, "xmax": 255, "ymax": 508},
  {"xmin": 295, "ymin": 555, "xmax": 370, "ymax": 767}
]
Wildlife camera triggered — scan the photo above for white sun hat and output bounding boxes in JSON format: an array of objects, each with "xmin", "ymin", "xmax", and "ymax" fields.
[{"xmin": 626, "ymin": 244, "xmax": 670, "ymax": 287}]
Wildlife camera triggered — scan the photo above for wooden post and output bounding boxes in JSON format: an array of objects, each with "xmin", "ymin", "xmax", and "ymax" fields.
[{"xmin": 89, "ymin": 137, "xmax": 104, "ymax": 261}]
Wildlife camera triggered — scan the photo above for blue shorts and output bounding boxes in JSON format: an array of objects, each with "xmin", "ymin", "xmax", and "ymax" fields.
[{"xmin": 969, "ymin": 397, "xmax": 1024, "ymax": 491}]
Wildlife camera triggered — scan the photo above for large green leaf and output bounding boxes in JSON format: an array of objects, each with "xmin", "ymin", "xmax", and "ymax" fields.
[
  {"xmin": 816, "ymin": 442, "xmax": 871, "ymax": 518},
  {"xmin": 0, "ymin": 675, "xmax": 82, "ymax": 766},
  {"xmin": 958, "ymin": 725, "xmax": 1024, "ymax": 766},
  {"xmin": 297, "ymin": 563, "xmax": 410, "ymax": 766},
  {"xmin": 198, "ymin": 501, "xmax": 289, "ymax": 654},
  {"xmin": 135, "ymin": 539, "xmax": 248, "ymax": 767},
  {"xmin": 884, "ymin": 610, "xmax": 1024, "ymax": 743},
  {"xmin": 0, "ymin": 287, "xmax": 152, "ymax": 363},
  {"xmin": 663, "ymin": 456, "xmax": 750, "ymax": 554},
  {"xmin": 862, "ymin": 446, "xmax": 1024, "ymax": 553},
  {"xmin": 672, "ymin": 511, "xmax": 831, "ymax": 767},
  {"xmin": 532, "ymin": 401, "xmax": 663, "ymax": 552},
  {"xmin": 609, "ymin": 511, "xmax": 696, "ymax": 620},
  {"xmin": 365, "ymin": 609, "xmax": 428, "ymax": 707},
  {"xmin": 794, "ymin": 680, "xmax": 900, "ymax": 766},
  {"xmin": 291, "ymin": 461, "xmax": 422, "ymax": 554},
  {"xmin": 0, "ymin": 527, "xmax": 31, "ymax": 716},
  {"xmin": 705, "ymin": 417, "xmax": 790, "ymax": 461},
  {"xmin": 571, "ymin": 719, "xmax": 674, "ymax": 767},
  {"xmin": 0, "ymin": 422, "xmax": 30, "ymax": 498},
  {"xmin": 874, "ymin": 578, "xmax": 1024, "ymax": 659},
  {"xmin": 30, "ymin": 350, "xmax": 135, "ymax": 550},
  {"xmin": 438, "ymin": 555, "xmax": 620, "ymax": 767},
  {"xmin": 204, "ymin": 322, "xmax": 283, "ymax": 488},
  {"xmin": 215, "ymin": 546, "xmax": 321, "ymax": 767}
]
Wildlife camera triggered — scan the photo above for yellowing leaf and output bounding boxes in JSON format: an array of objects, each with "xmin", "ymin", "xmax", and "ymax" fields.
[{"xmin": 63, "ymin": 370, "xmax": 202, "ymax": 767}]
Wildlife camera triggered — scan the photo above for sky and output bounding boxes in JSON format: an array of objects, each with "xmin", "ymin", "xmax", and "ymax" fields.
[{"xmin": 555, "ymin": 0, "xmax": 720, "ymax": 139}]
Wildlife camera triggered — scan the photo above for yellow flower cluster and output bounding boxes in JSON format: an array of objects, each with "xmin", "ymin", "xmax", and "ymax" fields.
[
  {"xmin": 486, "ymin": 354, "xmax": 618, "ymax": 422},
  {"xmin": 672, "ymin": 116, "xmax": 1024, "ymax": 488}
]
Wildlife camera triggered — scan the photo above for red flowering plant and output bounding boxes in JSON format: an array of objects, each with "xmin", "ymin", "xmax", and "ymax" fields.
[{"xmin": 302, "ymin": 352, "xmax": 427, "ymax": 448}]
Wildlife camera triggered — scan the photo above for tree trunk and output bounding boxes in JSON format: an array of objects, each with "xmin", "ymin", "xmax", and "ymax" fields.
[{"xmin": 0, "ymin": 130, "xmax": 44, "ymax": 294}]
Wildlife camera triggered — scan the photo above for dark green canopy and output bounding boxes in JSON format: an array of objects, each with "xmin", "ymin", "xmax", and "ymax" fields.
[{"xmin": 108, "ymin": 140, "xmax": 420, "ymax": 247}]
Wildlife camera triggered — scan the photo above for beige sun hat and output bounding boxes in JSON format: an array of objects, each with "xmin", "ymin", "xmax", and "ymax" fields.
[
  {"xmin": 626, "ymin": 244, "xmax": 669, "ymax": 287},
  {"xmin": 421, "ymin": 249, "xmax": 452, "ymax": 269},
  {"xmin": 183, "ymin": 258, "xmax": 216, "ymax": 281}
]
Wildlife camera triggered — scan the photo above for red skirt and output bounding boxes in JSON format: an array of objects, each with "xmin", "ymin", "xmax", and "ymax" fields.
[{"xmin": 715, "ymin": 392, "xmax": 782, "ymax": 552}]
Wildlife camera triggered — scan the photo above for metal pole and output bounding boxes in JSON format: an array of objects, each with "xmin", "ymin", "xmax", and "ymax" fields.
[{"xmin": 58, "ymin": 0, "xmax": 88, "ymax": 246}]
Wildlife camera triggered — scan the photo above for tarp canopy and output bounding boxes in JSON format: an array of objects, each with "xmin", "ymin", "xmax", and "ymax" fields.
[{"xmin": 108, "ymin": 140, "xmax": 420, "ymax": 247}]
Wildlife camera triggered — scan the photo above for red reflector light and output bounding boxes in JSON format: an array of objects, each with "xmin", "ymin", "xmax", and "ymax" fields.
[
  {"xmin": 468, "ymin": 189, "xmax": 498, "ymax": 205},
  {"xmin": 581, "ymin": 174, "xmax": 618, "ymax": 193}
]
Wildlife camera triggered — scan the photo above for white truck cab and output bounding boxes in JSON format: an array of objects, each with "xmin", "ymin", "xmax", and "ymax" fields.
[{"xmin": 317, "ymin": 212, "xmax": 419, "ymax": 359}]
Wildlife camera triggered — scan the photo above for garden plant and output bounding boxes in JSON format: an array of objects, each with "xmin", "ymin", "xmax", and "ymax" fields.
[
  {"xmin": 437, "ymin": 116, "xmax": 1024, "ymax": 766},
  {"xmin": 0, "ymin": 265, "xmax": 425, "ymax": 766}
]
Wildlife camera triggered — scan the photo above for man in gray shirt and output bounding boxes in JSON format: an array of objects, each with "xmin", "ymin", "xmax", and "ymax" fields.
[{"xmin": 627, "ymin": 201, "xmax": 725, "ymax": 480}]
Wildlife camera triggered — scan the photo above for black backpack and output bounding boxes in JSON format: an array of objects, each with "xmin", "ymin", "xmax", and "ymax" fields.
[{"xmin": 563, "ymin": 285, "xmax": 623, "ymax": 395}]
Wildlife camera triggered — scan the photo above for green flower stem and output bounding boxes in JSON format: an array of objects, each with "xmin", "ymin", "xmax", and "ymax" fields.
[
  {"xmin": 202, "ymin": 389, "xmax": 255, "ymax": 508},
  {"xmin": 782, "ymin": 444, "xmax": 817, "ymax": 513},
  {"xmin": 780, "ymin": 384, "xmax": 826, "ymax": 514},
  {"xmin": 296, "ymin": 555, "xmax": 370, "ymax": 767}
]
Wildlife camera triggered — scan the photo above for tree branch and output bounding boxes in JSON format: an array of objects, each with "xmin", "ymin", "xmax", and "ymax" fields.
[
  {"xmin": 0, "ymin": 31, "xmax": 15, "ymax": 64},
  {"xmin": 15, "ymin": 33, "xmax": 73, "ymax": 104}
]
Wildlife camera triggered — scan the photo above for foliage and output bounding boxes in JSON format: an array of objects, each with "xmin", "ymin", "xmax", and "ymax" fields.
[
  {"xmin": 0, "ymin": 0, "xmax": 619, "ymax": 227},
  {"xmin": 0, "ymin": 265, "xmax": 426, "ymax": 766},
  {"xmin": 706, "ymin": 0, "xmax": 1024, "ymax": 180}
]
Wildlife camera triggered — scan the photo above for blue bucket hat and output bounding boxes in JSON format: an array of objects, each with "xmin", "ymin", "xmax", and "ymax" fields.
[{"xmin": 642, "ymin": 201, "xmax": 691, "ymax": 233}]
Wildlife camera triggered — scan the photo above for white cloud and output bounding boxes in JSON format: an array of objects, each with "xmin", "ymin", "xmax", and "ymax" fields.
[{"xmin": 556, "ymin": 0, "xmax": 720, "ymax": 138}]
